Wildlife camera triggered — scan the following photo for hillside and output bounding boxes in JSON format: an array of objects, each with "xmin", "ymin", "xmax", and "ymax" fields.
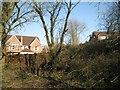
[{"xmin": 2, "ymin": 37, "xmax": 120, "ymax": 89}]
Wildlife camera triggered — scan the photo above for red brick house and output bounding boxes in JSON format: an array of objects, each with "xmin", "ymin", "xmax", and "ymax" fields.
[{"xmin": 5, "ymin": 35, "xmax": 43, "ymax": 54}]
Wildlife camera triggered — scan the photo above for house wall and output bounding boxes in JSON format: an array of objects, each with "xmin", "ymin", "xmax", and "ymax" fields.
[
  {"xmin": 6, "ymin": 36, "xmax": 21, "ymax": 52},
  {"xmin": 6, "ymin": 35, "xmax": 43, "ymax": 54},
  {"xmin": 30, "ymin": 38, "xmax": 43, "ymax": 53},
  {"xmin": 20, "ymin": 52, "xmax": 34, "ymax": 54},
  {"xmin": 98, "ymin": 35, "xmax": 108, "ymax": 40}
]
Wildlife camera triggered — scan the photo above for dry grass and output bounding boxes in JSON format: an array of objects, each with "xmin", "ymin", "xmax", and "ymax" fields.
[
  {"xmin": 2, "ymin": 62, "xmax": 49, "ymax": 88},
  {"xmin": 1, "ymin": 38, "xmax": 119, "ymax": 88}
]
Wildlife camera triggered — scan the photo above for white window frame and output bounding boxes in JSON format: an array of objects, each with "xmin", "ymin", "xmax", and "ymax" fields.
[
  {"xmin": 10, "ymin": 43, "xmax": 18, "ymax": 50},
  {"xmin": 11, "ymin": 45, "xmax": 16, "ymax": 50},
  {"xmin": 22, "ymin": 46, "xmax": 24, "ymax": 50},
  {"xmin": 9, "ymin": 46, "xmax": 11, "ymax": 50},
  {"xmin": 24, "ymin": 45, "xmax": 28, "ymax": 49}
]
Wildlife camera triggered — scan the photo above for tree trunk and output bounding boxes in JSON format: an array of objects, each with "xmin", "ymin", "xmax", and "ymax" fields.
[{"xmin": 1, "ymin": 30, "xmax": 7, "ymax": 62}]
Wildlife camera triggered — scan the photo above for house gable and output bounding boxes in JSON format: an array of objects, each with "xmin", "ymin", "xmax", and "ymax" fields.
[
  {"xmin": 6, "ymin": 35, "xmax": 21, "ymax": 45},
  {"xmin": 30, "ymin": 38, "xmax": 41, "ymax": 46},
  {"xmin": 30, "ymin": 38, "xmax": 43, "ymax": 53},
  {"xmin": 6, "ymin": 35, "xmax": 43, "ymax": 54}
]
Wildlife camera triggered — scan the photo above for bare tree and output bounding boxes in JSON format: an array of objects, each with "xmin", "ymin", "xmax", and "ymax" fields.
[
  {"xmin": 33, "ymin": 1, "xmax": 79, "ymax": 70},
  {"xmin": 0, "ymin": 2, "xmax": 36, "ymax": 60},
  {"xmin": 100, "ymin": 1, "xmax": 120, "ymax": 34},
  {"xmin": 67, "ymin": 19, "xmax": 86, "ymax": 45}
]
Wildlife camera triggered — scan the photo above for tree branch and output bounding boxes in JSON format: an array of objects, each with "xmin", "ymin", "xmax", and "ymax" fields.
[{"xmin": 34, "ymin": 2, "xmax": 51, "ymax": 47}]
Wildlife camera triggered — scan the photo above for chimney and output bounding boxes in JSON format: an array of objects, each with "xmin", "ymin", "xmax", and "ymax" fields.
[{"xmin": 21, "ymin": 36, "xmax": 23, "ymax": 45}]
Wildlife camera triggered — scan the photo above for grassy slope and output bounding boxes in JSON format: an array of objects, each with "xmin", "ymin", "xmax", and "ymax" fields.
[
  {"xmin": 2, "ymin": 63, "xmax": 49, "ymax": 88},
  {"xmin": 2, "ymin": 38, "xmax": 120, "ymax": 88}
]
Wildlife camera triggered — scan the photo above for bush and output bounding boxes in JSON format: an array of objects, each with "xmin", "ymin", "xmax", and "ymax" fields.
[
  {"xmin": 4, "ymin": 38, "xmax": 119, "ymax": 88},
  {"xmin": 54, "ymin": 39, "xmax": 119, "ymax": 88}
]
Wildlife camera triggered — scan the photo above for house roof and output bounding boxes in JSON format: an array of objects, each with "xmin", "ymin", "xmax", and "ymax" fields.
[
  {"xmin": 6, "ymin": 35, "xmax": 39, "ymax": 45},
  {"xmin": 93, "ymin": 32, "xmax": 108, "ymax": 36},
  {"xmin": 6, "ymin": 35, "xmax": 12, "ymax": 41},
  {"xmin": 21, "ymin": 49, "xmax": 33, "ymax": 52},
  {"xmin": 17, "ymin": 36, "xmax": 37, "ymax": 45},
  {"xmin": 93, "ymin": 31, "xmax": 119, "ymax": 36}
]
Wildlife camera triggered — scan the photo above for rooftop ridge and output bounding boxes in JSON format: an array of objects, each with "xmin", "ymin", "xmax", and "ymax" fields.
[{"xmin": 8, "ymin": 34, "xmax": 38, "ymax": 38}]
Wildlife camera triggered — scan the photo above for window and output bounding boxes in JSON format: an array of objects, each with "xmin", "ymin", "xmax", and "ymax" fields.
[
  {"xmin": 34, "ymin": 46, "xmax": 38, "ymax": 51},
  {"xmin": 10, "ymin": 43, "xmax": 16, "ymax": 50},
  {"xmin": 22, "ymin": 46, "xmax": 29, "ymax": 50},
  {"xmin": 9, "ymin": 46, "xmax": 11, "ymax": 50},
  {"xmin": 24, "ymin": 45, "xmax": 28, "ymax": 49},
  {"xmin": 100, "ymin": 36, "xmax": 106, "ymax": 40},
  {"xmin": 10, "ymin": 43, "xmax": 18, "ymax": 50},
  {"xmin": 11, "ymin": 45, "xmax": 15, "ymax": 50},
  {"xmin": 22, "ymin": 46, "xmax": 24, "ymax": 50}
]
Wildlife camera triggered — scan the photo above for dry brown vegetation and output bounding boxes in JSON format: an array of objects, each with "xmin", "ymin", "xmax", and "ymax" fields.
[{"xmin": 2, "ymin": 37, "xmax": 120, "ymax": 89}]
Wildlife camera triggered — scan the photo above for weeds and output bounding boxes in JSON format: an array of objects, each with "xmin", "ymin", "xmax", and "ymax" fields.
[{"xmin": 2, "ymin": 38, "xmax": 119, "ymax": 88}]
